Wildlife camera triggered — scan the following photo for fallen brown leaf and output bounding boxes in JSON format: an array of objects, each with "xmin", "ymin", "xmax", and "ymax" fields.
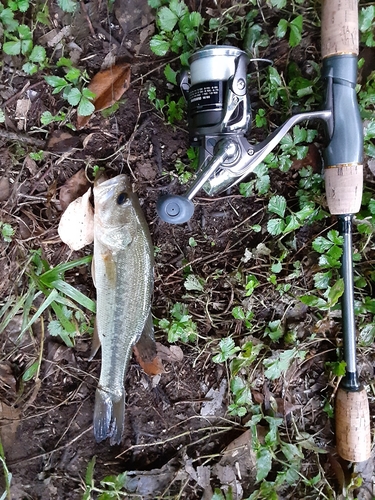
[
  {"xmin": 46, "ymin": 129, "xmax": 82, "ymax": 153},
  {"xmin": 0, "ymin": 177, "xmax": 10, "ymax": 202},
  {"xmin": 59, "ymin": 168, "xmax": 91, "ymax": 211},
  {"xmin": 133, "ymin": 344, "xmax": 164, "ymax": 376},
  {"xmin": 76, "ymin": 62, "xmax": 131, "ymax": 129}
]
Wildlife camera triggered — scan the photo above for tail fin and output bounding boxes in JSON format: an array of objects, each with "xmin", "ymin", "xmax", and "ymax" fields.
[{"xmin": 93, "ymin": 387, "xmax": 125, "ymax": 446}]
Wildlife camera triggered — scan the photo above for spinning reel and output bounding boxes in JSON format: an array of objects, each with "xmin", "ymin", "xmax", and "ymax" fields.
[{"xmin": 156, "ymin": 45, "xmax": 332, "ymax": 224}]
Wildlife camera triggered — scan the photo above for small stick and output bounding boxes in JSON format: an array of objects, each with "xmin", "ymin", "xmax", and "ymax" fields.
[{"xmin": 0, "ymin": 129, "xmax": 45, "ymax": 148}]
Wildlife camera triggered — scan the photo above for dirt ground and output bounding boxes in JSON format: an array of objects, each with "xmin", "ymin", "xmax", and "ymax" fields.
[{"xmin": 0, "ymin": 0, "xmax": 374, "ymax": 499}]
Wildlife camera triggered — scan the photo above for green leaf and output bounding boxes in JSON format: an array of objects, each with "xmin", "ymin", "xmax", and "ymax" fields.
[
  {"xmin": 314, "ymin": 271, "xmax": 332, "ymax": 290},
  {"xmin": 44, "ymin": 75, "xmax": 68, "ymax": 90},
  {"xmin": 289, "ymin": 15, "xmax": 303, "ymax": 47},
  {"xmin": 271, "ymin": 262, "xmax": 282, "ymax": 274},
  {"xmin": 48, "ymin": 319, "xmax": 74, "ymax": 347},
  {"xmin": 256, "ymin": 447, "xmax": 272, "ymax": 482},
  {"xmin": 275, "ymin": 18, "xmax": 288, "ymax": 38},
  {"xmin": 213, "ymin": 337, "xmax": 240, "ymax": 363},
  {"xmin": 157, "ymin": 6, "xmax": 178, "ymax": 31},
  {"xmin": 22, "ymin": 62, "xmax": 37, "ymax": 74},
  {"xmin": 22, "ymin": 360, "xmax": 39, "ymax": 381},
  {"xmin": 150, "ymin": 35, "xmax": 170, "ymax": 56},
  {"xmin": 312, "ymin": 235, "xmax": 333, "ymax": 253},
  {"xmin": 3, "ymin": 40, "xmax": 21, "ymax": 55},
  {"xmin": 49, "ymin": 279, "xmax": 96, "ymax": 312},
  {"xmin": 184, "ymin": 274, "xmax": 204, "ymax": 292},
  {"xmin": 66, "ymin": 87, "xmax": 82, "ymax": 106},
  {"xmin": 268, "ymin": 195, "xmax": 286, "ymax": 218},
  {"xmin": 77, "ymin": 97, "xmax": 95, "ymax": 116},
  {"xmin": 326, "ymin": 360, "xmax": 346, "ymax": 377},
  {"xmin": 17, "ymin": 0, "xmax": 29, "ymax": 12},
  {"xmin": 300, "ymin": 294, "xmax": 327, "ymax": 309},
  {"xmin": 65, "ymin": 67, "xmax": 81, "ymax": 83},
  {"xmin": 263, "ymin": 348, "xmax": 306, "ymax": 380},
  {"xmin": 327, "ymin": 278, "xmax": 344, "ymax": 306},
  {"xmin": 57, "ymin": 0, "xmax": 78, "ymax": 13},
  {"xmin": 267, "ymin": 218, "xmax": 285, "ymax": 236},
  {"xmin": 17, "ymin": 24, "xmax": 32, "ymax": 39},
  {"xmin": 283, "ymin": 214, "xmax": 301, "ymax": 233},
  {"xmin": 29, "ymin": 45, "xmax": 46, "ymax": 63},
  {"xmin": 211, "ymin": 489, "xmax": 225, "ymax": 500},
  {"xmin": 0, "ymin": 8, "xmax": 19, "ymax": 31},
  {"xmin": 359, "ymin": 5, "xmax": 375, "ymax": 32},
  {"xmin": 232, "ymin": 306, "xmax": 245, "ymax": 320},
  {"xmin": 164, "ymin": 63, "xmax": 177, "ymax": 85},
  {"xmin": 327, "ymin": 229, "xmax": 343, "ymax": 245}
]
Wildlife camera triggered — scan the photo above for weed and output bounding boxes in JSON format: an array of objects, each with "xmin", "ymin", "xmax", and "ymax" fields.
[
  {"xmin": 45, "ymin": 58, "xmax": 95, "ymax": 117},
  {"xmin": 0, "ymin": 251, "xmax": 95, "ymax": 347},
  {"xmin": 148, "ymin": 0, "xmax": 203, "ymax": 64},
  {"xmin": 147, "ymin": 82, "xmax": 185, "ymax": 125},
  {"xmin": 158, "ymin": 302, "xmax": 198, "ymax": 343},
  {"xmin": 0, "ymin": 222, "xmax": 15, "ymax": 243},
  {"xmin": 82, "ymin": 456, "xmax": 130, "ymax": 499},
  {"xmin": 276, "ymin": 14, "xmax": 303, "ymax": 48},
  {"xmin": 267, "ymin": 194, "xmax": 316, "ymax": 237}
]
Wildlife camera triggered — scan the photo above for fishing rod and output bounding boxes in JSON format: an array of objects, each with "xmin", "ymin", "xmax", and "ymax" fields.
[
  {"xmin": 321, "ymin": 0, "xmax": 371, "ymax": 462},
  {"xmin": 156, "ymin": 1, "xmax": 371, "ymax": 461}
]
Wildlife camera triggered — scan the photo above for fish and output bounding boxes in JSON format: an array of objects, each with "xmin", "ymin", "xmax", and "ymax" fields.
[{"xmin": 92, "ymin": 174, "xmax": 154, "ymax": 445}]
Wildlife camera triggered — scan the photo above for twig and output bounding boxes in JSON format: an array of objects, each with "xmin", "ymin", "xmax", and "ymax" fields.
[
  {"xmin": 3, "ymin": 81, "xmax": 45, "ymax": 108},
  {"xmin": 80, "ymin": 1, "xmax": 95, "ymax": 36},
  {"xmin": 0, "ymin": 129, "xmax": 45, "ymax": 147}
]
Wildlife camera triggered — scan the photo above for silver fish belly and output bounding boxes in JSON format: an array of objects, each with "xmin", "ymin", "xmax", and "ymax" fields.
[{"xmin": 92, "ymin": 174, "xmax": 153, "ymax": 445}]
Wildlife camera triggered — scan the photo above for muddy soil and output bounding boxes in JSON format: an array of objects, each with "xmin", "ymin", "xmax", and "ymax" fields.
[{"xmin": 0, "ymin": 1, "xmax": 374, "ymax": 499}]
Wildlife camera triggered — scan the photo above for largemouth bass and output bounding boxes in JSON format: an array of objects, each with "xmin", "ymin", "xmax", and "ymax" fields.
[{"xmin": 92, "ymin": 174, "xmax": 154, "ymax": 445}]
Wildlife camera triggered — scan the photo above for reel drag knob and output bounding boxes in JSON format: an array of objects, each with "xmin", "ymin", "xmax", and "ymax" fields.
[{"xmin": 156, "ymin": 195, "xmax": 194, "ymax": 224}]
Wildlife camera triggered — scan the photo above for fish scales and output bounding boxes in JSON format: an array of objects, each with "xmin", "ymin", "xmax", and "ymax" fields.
[{"xmin": 92, "ymin": 174, "xmax": 153, "ymax": 445}]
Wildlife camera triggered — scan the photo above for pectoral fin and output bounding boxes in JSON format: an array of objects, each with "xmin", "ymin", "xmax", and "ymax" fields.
[{"xmin": 89, "ymin": 318, "xmax": 101, "ymax": 361}]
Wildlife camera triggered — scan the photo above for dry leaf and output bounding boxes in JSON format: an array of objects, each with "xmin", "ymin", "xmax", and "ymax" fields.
[
  {"xmin": 0, "ymin": 401, "xmax": 20, "ymax": 450},
  {"xmin": 155, "ymin": 343, "xmax": 184, "ymax": 363},
  {"xmin": 59, "ymin": 168, "xmax": 90, "ymax": 211},
  {"xmin": 46, "ymin": 129, "xmax": 82, "ymax": 154},
  {"xmin": 0, "ymin": 362, "xmax": 16, "ymax": 392},
  {"xmin": 76, "ymin": 62, "xmax": 131, "ymax": 129},
  {"xmin": 15, "ymin": 98, "xmax": 31, "ymax": 130},
  {"xmin": 58, "ymin": 187, "xmax": 94, "ymax": 250},
  {"xmin": 0, "ymin": 177, "xmax": 10, "ymax": 202},
  {"xmin": 133, "ymin": 344, "xmax": 164, "ymax": 376}
]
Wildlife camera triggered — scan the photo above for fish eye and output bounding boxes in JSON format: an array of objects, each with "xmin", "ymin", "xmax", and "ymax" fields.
[{"xmin": 117, "ymin": 192, "xmax": 128, "ymax": 205}]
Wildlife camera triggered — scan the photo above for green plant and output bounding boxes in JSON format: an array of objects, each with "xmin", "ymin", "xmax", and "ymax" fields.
[
  {"xmin": 0, "ymin": 0, "xmax": 48, "ymax": 75},
  {"xmin": 0, "ymin": 251, "xmax": 95, "ymax": 347},
  {"xmin": 0, "ymin": 222, "xmax": 15, "ymax": 243},
  {"xmin": 267, "ymin": 195, "xmax": 316, "ymax": 237},
  {"xmin": 359, "ymin": 5, "xmax": 375, "ymax": 47},
  {"xmin": 158, "ymin": 302, "xmax": 198, "ymax": 343},
  {"xmin": 275, "ymin": 15, "xmax": 303, "ymax": 48},
  {"xmin": 300, "ymin": 230, "xmax": 346, "ymax": 311},
  {"xmin": 148, "ymin": 0, "xmax": 203, "ymax": 64},
  {"xmin": 44, "ymin": 58, "xmax": 95, "ymax": 117},
  {"xmin": 147, "ymin": 83, "xmax": 185, "ymax": 125},
  {"xmin": 82, "ymin": 456, "xmax": 131, "ymax": 500}
]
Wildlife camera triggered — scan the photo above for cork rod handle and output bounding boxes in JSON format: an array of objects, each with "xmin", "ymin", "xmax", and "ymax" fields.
[
  {"xmin": 335, "ymin": 387, "xmax": 371, "ymax": 462},
  {"xmin": 321, "ymin": 0, "xmax": 359, "ymax": 58}
]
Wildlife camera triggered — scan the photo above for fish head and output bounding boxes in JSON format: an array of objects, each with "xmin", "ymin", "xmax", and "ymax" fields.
[{"xmin": 93, "ymin": 174, "xmax": 138, "ymax": 248}]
